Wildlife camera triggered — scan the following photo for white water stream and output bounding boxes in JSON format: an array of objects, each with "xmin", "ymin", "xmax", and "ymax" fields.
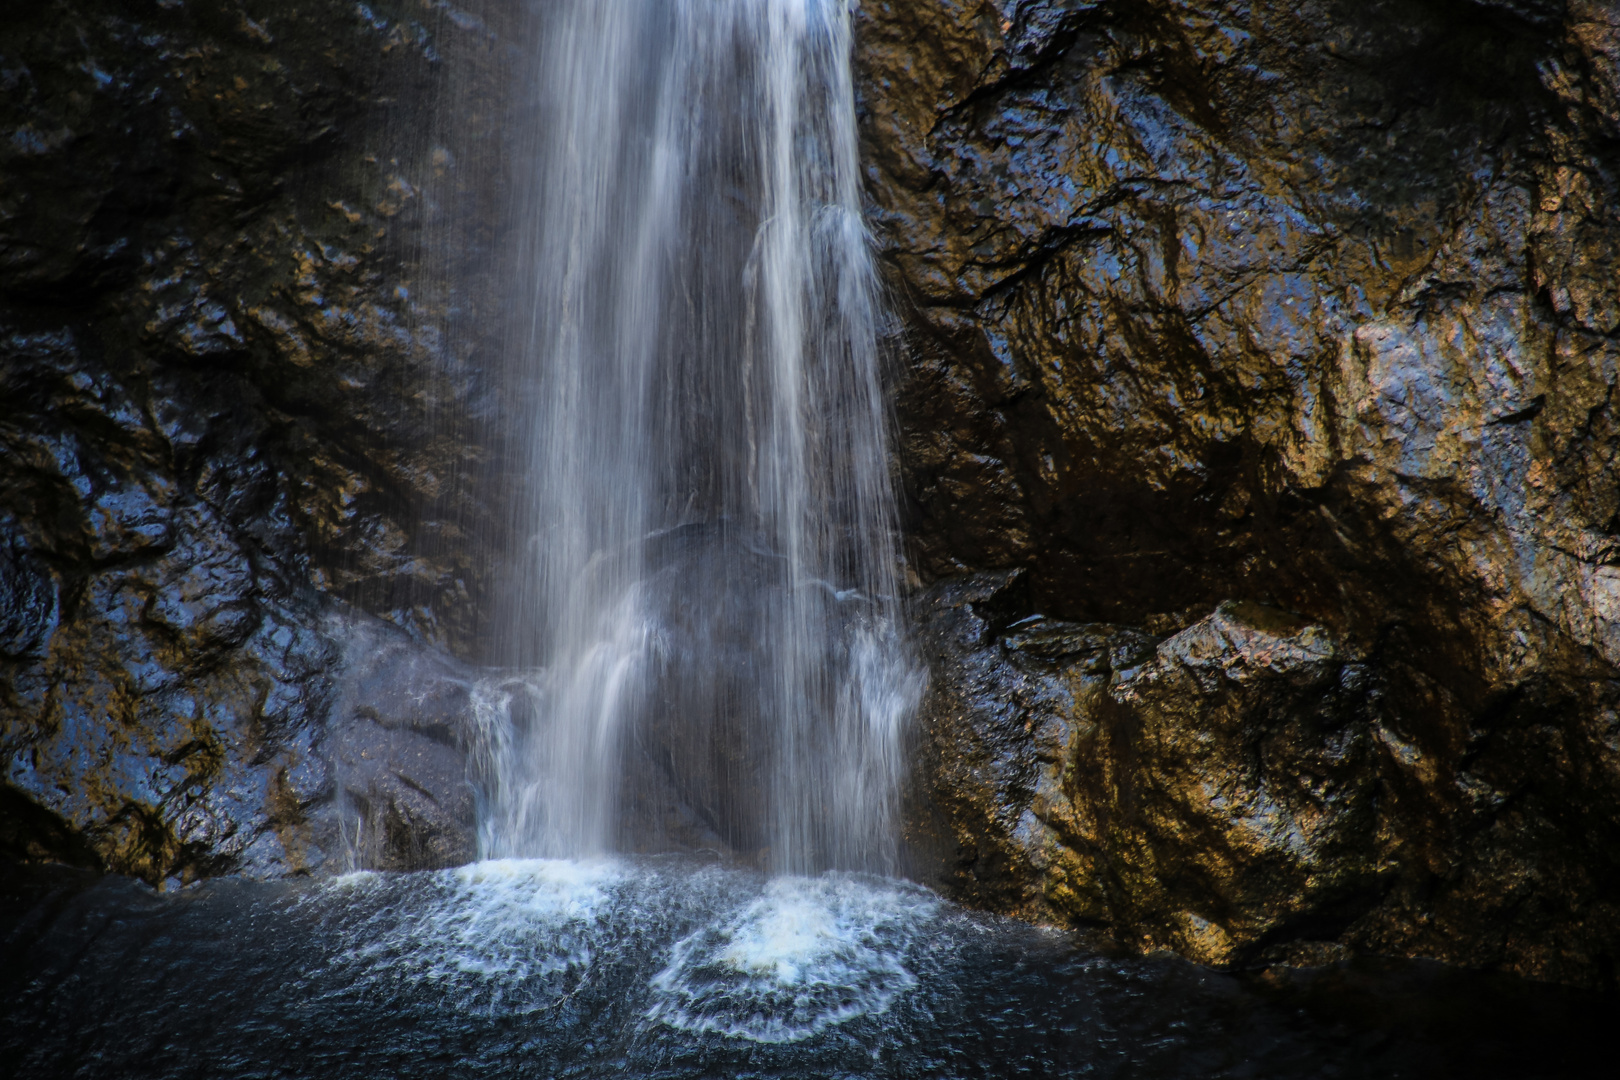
[{"xmin": 479, "ymin": 0, "xmax": 920, "ymax": 875}]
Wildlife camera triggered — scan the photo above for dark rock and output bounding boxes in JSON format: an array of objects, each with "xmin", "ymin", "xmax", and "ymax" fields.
[
  {"xmin": 866, "ymin": 0, "xmax": 1620, "ymax": 987},
  {"xmin": 0, "ymin": 524, "xmax": 57, "ymax": 658},
  {"xmin": 0, "ymin": 0, "xmax": 514, "ymax": 885},
  {"xmin": 341, "ymin": 623, "xmax": 483, "ymax": 747},
  {"xmin": 323, "ymin": 718, "xmax": 477, "ymax": 873},
  {"xmin": 907, "ymin": 576, "xmax": 1619, "ymax": 984},
  {"xmin": 289, "ymin": 615, "xmax": 495, "ymax": 876},
  {"xmin": 1097, "ymin": 602, "xmax": 1382, "ymax": 963}
]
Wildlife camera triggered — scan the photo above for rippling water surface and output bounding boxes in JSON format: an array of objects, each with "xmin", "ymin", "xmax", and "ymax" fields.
[{"xmin": 1, "ymin": 858, "xmax": 1608, "ymax": 1079}]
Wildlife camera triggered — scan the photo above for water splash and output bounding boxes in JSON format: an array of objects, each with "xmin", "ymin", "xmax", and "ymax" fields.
[
  {"xmin": 293, "ymin": 857, "xmax": 938, "ymax": 1043},
  {"xmin": 487, "ymin": 0, "xmax": 922, "ymax": 872},
  {"xmin": 644, "ymin": 873, "xmax": 939, "ymax": 1043},
  {"xmin": 305, "ymin": 858, "xmax": 628, "ymax": 1016}
]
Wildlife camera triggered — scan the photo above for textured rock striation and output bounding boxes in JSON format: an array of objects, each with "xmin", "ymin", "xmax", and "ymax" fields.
[{"xmin": 863, "ymin": 0, "xmax": 1620, "ymax": 986}]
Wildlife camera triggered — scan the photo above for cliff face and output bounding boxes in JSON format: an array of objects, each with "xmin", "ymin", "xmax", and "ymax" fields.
[
  {"xmin": 0, "ymin": 0, "xmax": 511, "ymax": 883},
  {"xmin": 858, "ymin": 0, "xmax": 1620, "ymax": 986},
  {"xmin": 6, "ymin": 0, "xmax": 1620, "ymax": 988}
]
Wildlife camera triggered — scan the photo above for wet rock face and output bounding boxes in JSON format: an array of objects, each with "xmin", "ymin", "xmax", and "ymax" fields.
[
  {"xmin": 323, "ymin": 628, "xmax": 484, "ymax": 874},
  {"xmin": 862, "ymin": 1, "xmax": 1620, "ymax": 984},
  {"xmin": 908, "ymin": 575, "xmax": 1383, "ymax": 965},
  {"xmin": 0, "ymin": 0, "xmax": 511, "ymax": 883},
  {"xmin": 906, "ymin": 573, "xmax": 1620, "ymax": 986}
]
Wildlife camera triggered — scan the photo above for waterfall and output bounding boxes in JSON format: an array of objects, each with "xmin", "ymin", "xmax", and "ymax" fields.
[{"xmin": 478, "ymin": 0, "xmax": 921, "ymax": 876}]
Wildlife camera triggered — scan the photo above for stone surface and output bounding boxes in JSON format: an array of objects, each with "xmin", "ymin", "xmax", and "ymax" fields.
[
  {"xmin": 0, "ymin": 0, "xmax": 512, "ymax": 884},
  {"xmin": 863, "ymin": 0, "xmax": 1620, "ymax": 986},
  {"xmin": 320, "ymin": 622, "xmax": 484, "ymax": 873},
  {"xmin": 908, "ymin": 575, "xmax": 1382, "ymax": 963},
  {"xmin": 906, "ymin": 572, "xmax": 1620, "ymax": 986}
]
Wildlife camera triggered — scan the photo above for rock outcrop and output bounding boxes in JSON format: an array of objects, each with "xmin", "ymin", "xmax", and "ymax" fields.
[
  {"xmin": 863, "ymin": 0, "xmax": 1620, "ymax": 986},
  {"xmin": 907, "ymin": 575, "xmax": 1383, "ymax": 965},
  {"xmin": 0, "ymin": 0, "xmax": 510, "ymax": 883}
]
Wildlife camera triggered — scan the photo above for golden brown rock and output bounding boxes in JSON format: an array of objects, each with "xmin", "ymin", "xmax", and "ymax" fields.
[{"xmin": 870, "ymin": 0, "xmax": 1620, "ymax": 986}]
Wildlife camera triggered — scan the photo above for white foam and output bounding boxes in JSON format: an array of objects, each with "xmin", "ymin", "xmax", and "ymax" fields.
[
  {"xmin": 308, "ymin": 858, "xmax": 626, "ymax": 1015},
  {"xmin": 644, "ymin": 873, "xmax": 938, "ymax": 1044}
]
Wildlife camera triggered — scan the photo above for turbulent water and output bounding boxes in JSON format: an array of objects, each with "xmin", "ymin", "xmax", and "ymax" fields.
[
  {"xmin": 480, "ymin": 0, "xmax": 919, "ymax": 876},
  {"xmin": 2, "ymin": 859, "xmax": 1607, "ymax": 1080}
]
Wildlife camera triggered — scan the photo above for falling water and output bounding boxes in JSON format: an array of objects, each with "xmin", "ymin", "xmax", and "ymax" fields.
[{"xmin": 478, "ymin": 0, "xmax": 921, "ymax": 875}]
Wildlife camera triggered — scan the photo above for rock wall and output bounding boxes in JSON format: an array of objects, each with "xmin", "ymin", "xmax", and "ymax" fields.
[
  {"xmin": 860, "ymin": 0, "xmax": 1620, "ymax": 986},
  {"xmin": 0, "ymin": 0, "xmax": 513, "ymax": 884},
  {"xmin": 6, "ymin": 0, "xmax": 1620, "ymax": 990}
]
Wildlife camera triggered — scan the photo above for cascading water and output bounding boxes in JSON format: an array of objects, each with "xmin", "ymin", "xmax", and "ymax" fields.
[
  {"xmin": 5, "ymin": 6, "xmax": 1606, "ymax": 1076},
  {"xmin": 478, "ymin": 0, "xmax": 922, "ymax": 875}
]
